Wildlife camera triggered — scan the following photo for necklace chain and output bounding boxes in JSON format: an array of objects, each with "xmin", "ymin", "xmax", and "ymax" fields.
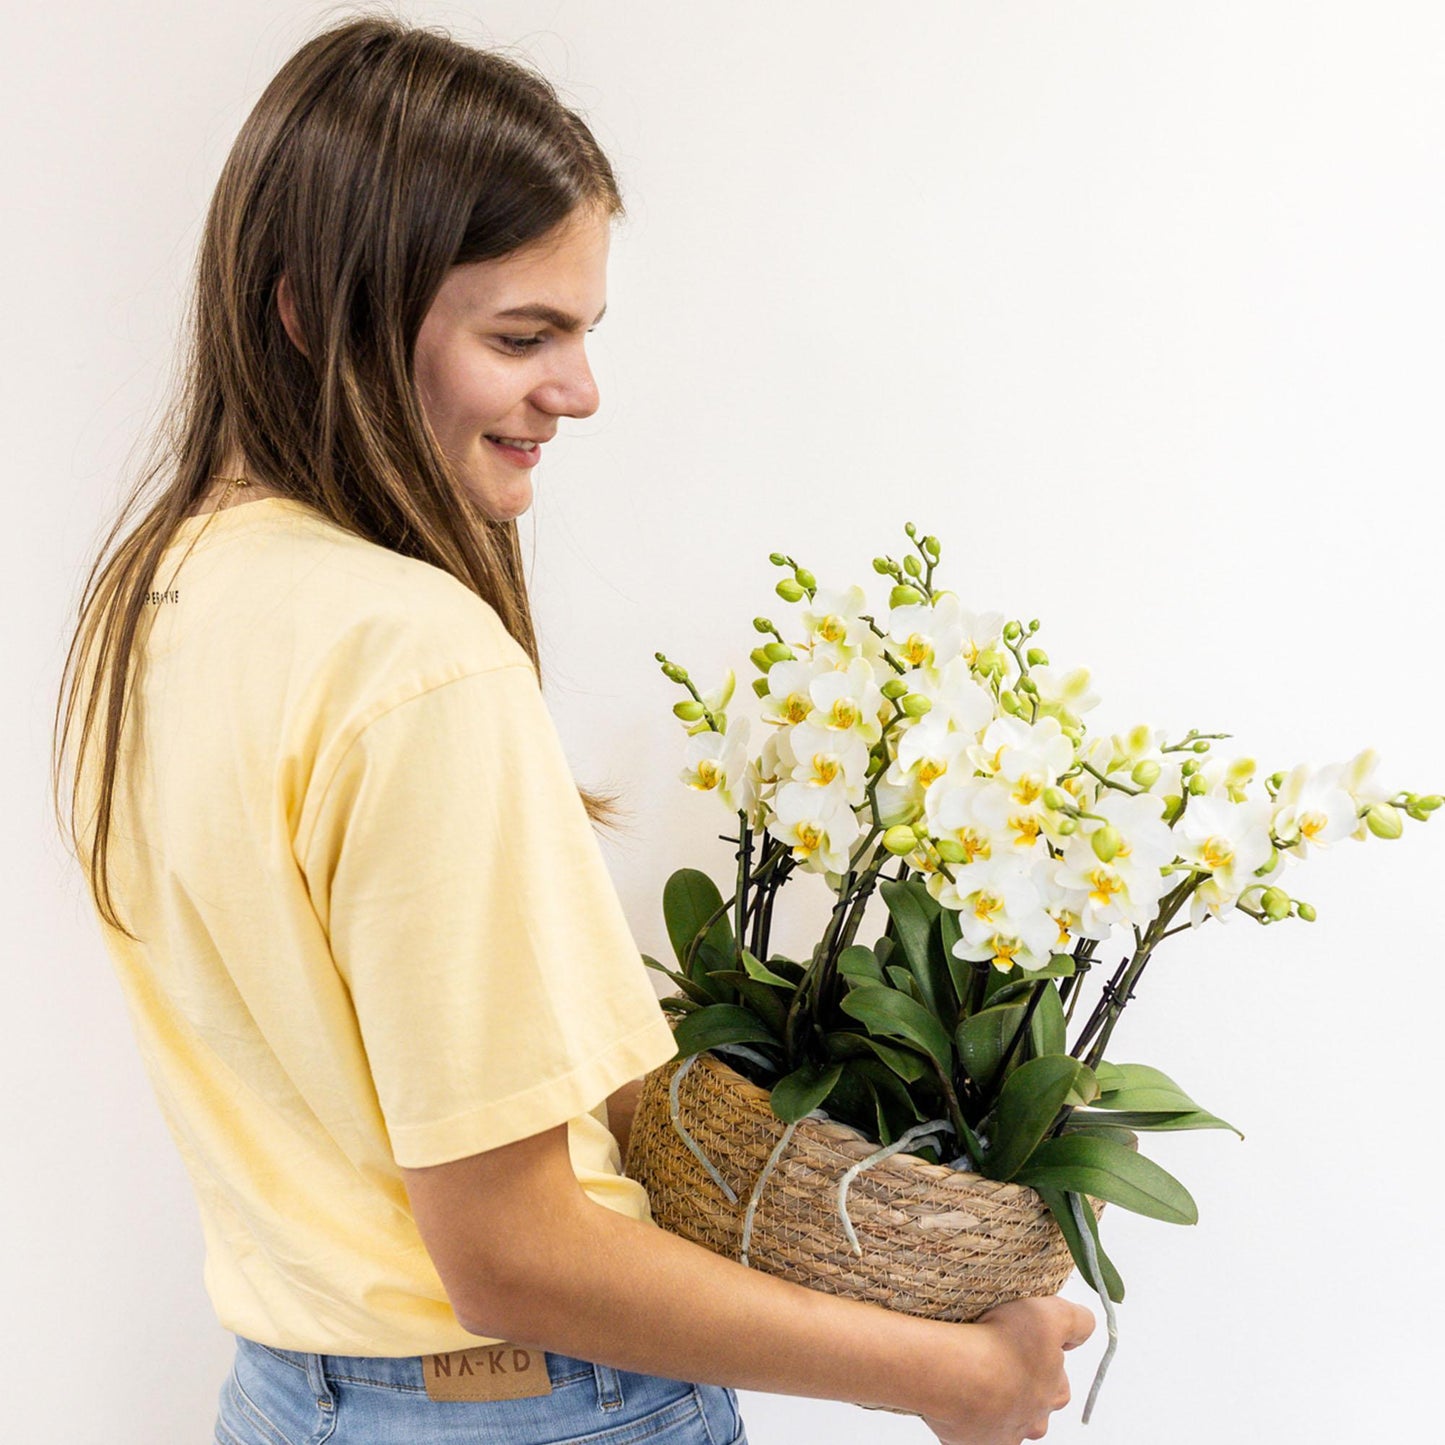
[{"xmin": 210, "ymin": 474, "xmax": 251, "ymax": 513}]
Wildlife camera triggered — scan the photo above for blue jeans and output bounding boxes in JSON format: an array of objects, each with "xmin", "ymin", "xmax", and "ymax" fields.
[{"xmin": 213, "ymin": 1333, "xmax": 749, "ymax": 1444}]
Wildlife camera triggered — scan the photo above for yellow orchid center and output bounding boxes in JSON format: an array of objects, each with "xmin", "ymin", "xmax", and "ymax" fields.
[
  {"xmin": 973, "ymin": 890, "xmax": 1003, "ymax": 923},
  {"xmin": 695, "ymin": 760, "xmax": 721, "ymax": 790},
  {"xmin": 961, "ymin": 829, "xmax": 990, "ymax": 863},
  {"xmin": 918, "ymin": 758, "xmax": 947, "ymax": 786},
  {"xmin": 1202, "ymin": 837, "xmax": 1234, "ymax": 871},
  {"xmin": 990, "ymin": 937, "xmax": 1022, "ymax": 971},
  {"xmin": 810, "ymin": 754, "xmax": 840, "ymax": 785},
  {"xmin": 783, "ymin": 694, "xmax": 810, "ymax": 724},
  {"xmin": 1299, "ymin": 810, "xmax": 1328, "ymax": 839},
  {"xmin": 829, "ymin": 698, "xmax": 861, "ymax": 729},
  {"xmin": 1010, "ymin": 815, "xmax": 1041, "ymax": 848},
  {"xmin": 1087, "ymin": 868, "xmax": 1122, "ymax": 908},
  {"xmin": 794, "ymin": 823, "xmax": 822, "ymax": 855},
  {"xmin": 819, "ymin": 615, "xmax": 847, "ymax": 643},
  {"xmin": 1013, "ymin": 775, "xmax": 1042, "ymax": 805},
  {"xmin": 902, "ymin": 633, "xmax": 933, "ymax": 667}
]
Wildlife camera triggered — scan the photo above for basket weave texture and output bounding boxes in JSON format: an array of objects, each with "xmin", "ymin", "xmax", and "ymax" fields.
[{"xmin": 626, "ymin": 1050, "xmax": 1103, "ymax": 1325}]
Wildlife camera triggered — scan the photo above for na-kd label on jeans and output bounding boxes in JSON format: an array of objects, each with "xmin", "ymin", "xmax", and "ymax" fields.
[{"xmin": 423, "ymin": 1344, "xmax": 554, "ymax": 1402}]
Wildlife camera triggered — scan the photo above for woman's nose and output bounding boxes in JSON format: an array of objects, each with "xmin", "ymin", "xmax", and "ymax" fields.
[{"xmin": 534, "ymin": 345, "xmax": 600, "ymax": 420}]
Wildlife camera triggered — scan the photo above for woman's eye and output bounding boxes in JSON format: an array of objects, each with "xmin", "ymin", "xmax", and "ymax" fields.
[{"xmin": 495, "ymin": 334, "xmax": 545, "ymax": 355}]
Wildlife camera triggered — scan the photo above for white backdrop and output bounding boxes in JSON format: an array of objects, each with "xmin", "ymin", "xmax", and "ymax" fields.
[{"xmin": 6, "ymin": 2, "xmax": 1442, "ymax": 1440}]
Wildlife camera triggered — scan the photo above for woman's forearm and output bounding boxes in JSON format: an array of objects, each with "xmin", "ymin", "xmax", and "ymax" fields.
[{"xmin": 467, "ymin": 1194, "xmax": 982, "ymax": 1418}]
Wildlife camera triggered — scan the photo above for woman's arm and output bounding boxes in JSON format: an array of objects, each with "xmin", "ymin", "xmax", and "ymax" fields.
[
  {"xmin": 602, "ymin": 1076, "xmax": 644, "ymax": 1170},
  {"xmin": 401, "ymin": 1120, "xmax": 1092, "ymax": 1438}
]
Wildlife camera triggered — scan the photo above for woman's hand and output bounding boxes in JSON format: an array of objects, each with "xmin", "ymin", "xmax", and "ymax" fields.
[{"xmin": 918, "ymin": 1295, "xmax": 1096, "ymax": 1445}]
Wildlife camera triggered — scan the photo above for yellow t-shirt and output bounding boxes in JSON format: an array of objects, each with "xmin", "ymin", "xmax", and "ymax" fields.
[{"xmin": 77, "ymin": 495, "xmax": 679, "ymax": 1355}]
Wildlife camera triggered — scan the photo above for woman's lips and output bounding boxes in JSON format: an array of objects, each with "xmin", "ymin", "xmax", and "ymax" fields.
[{"xmin": 485, "ymin": 435, "xmax": 543, "ymax": 468}]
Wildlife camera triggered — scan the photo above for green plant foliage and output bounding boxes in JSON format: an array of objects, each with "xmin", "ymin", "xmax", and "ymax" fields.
[
  {"xmin": 839, "ymin": 981, "xmax": 954, "ymax": 1075},
  {"xmin": 670, "ymin": 1002, "xmax": 778, "ymax": 1060},
  {"xmin": 663, "ymin": 868, "xmax": 735, "ymax": 973},
  {"xmin": 1013, "ymin": 1135, "xmax": 1199, "ymax": 1225}
]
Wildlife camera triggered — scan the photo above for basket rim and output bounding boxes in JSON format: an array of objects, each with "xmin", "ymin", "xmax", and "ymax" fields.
[{"xmin": 664, "ymin": 1048, "xmax": 1054, "ymax": 1202}]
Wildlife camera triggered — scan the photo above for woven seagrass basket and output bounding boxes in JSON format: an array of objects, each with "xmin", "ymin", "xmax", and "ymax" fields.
[{"xmin": 626, "ymin": 1048, "xmax": 1103, "ymax": 1413}]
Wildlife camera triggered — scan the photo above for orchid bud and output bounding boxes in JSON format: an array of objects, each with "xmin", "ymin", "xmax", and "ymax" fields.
[
  {"xmin": 763, "ymin": 642, "xmax": 795, "ymax": 662},
  {"xmin": 1057, "ymin": 817, "xmax": 1079, "ymax": 836},
  {"xmin": 661, "ymin": 661, "xmax": 688, "ymax": 683},
  {"xmin": 1418, "ymin": 795, "xmax": 1443, "ymax": 813},
  {"xmin": 1091, "ymin": 825, "xmax": 1122, "ymax": 863},
  {"xmin": 1187, "ymin": 773, "xmax": 1207, "ymax": 796},
  {"xmin": 768, "ymin": 552, "xmax": 788, "ymax": 566},
  {"xmin": 752, "ymin": 616, "xmax": 774, "ymax": 633},
  {"xmin": 794, "ymin": 568, "xmax": 816, "ymax": 590},
  {"xmin": 1296, "ymin": 902, "xmax": 1317, "ymax": 922},
  {"xmin": 1028, "ymin": 619, "xmax": 1041, "ymax": 633},
  {"xmin": 1131, "ymin": 759, "xmax": 1161, "ymax": 788},
  {"xmin": 1366, "ymin": 803, "xmax": 1404, "ymax": 840},
  {"xmin": 1026, "ymin": 648, "xmax": 1049, "ymax": 667},
  {"xmin": 880, "ymin": 677, "xmax": 909, "ymax": 700},
  {"xmin": 1180, "ymin": 758, "xmax": 1199, "ymax": 777},
  {"xmin": 883, "ymin": 826, "xmax": 918, "ymax": 856},
  {"xmin": 1043, "ymin": 787, "xmax": 1072, "ymax": 812},
  {"xmin": 1192, "ymin": 739, "xmax": 1211, "ymax": 753},
  {"xmin": 673, "ymin": 700, "xmax": 706, "ymax": 722},
  {"xmin": 890, "ymin": 584, "xmax": 924, "ymax": 608},
  {"xmin": 1261, "ymin": 887, "xmax": 1291, "ymax": 922},
  {"xmin": 749, "ymin": 647, "xmax": 772, "ymax": 672},
  {"xmin": 904, "ymin": 521, "xmax": 918, "ymax": 537},
  {"xmin": 776, "ymin": 578, "xmax": 805, "ymax": 602},
  {"xmin": 1254, "ymin": 847, "xmax": 1280, "ymax": 876},
  {"xmin": 1000, "ymin": 690, "xmax": 1022, "ymax": 715},
  {"xmin": 1161, "ymin": 793, "xmax": 1185, "ymax": 823},
  {"xmin": 1018, "ymin": 676, "xmax": 1038, "ymax": 695},
  {"xmin": 901, "ymin": 693, "xmax": 933, "ymax": 718},
  {"xmin": 922, "ymin": 535, "xmax": 941, "ymax": 559},
  {"xmin": 872, "ymin": 556, "xmax": 893, "ymax": 574},
  {"xmin": 1268, "ymin": 771, "xmax": 1286, "ymax": 790},
  {"xmin": 903, "ymin": 554, "xmax": 923, "ymax": 578},
  {"xmin": 935, "ymin": 837, "xmax": 968, "ymax": 863},
  {"xmin": 1003, "ymin": 620, "xmax": 1022, "ymax": 642}
]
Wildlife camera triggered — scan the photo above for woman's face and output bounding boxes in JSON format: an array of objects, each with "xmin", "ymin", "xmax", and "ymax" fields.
[{"xmin": 413, "ymin": 205, "xmax": 611, "ymax": 522}]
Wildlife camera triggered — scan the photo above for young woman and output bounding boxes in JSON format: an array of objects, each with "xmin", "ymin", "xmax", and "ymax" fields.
[{"xmin": 52, "ymin": 15, "xmax": 1091, "ymax": 1444}]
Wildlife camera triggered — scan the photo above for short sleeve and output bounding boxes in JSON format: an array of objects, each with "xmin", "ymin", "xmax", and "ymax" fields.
[{"xmin": 299, "ymin": 663, "xmax": 678, "ymax": 1168}]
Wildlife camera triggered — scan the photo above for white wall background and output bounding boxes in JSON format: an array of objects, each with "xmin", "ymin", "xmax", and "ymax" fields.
[{"xmin": 6, "ymin": 1, "xmax": 1442, "ymax": 1440}]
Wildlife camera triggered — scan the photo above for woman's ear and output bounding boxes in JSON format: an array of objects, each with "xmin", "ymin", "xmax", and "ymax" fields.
[{"xmin": 276, "ymin": 273, "xmax": 309, "ymax": 357}]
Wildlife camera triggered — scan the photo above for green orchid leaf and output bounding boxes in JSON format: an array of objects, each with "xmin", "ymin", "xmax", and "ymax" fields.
[
  {"xmin": 670, "ymin": 1003, "xmax": 778, "ymax": 1060},
  {"xmin": 658, "ymin": 994, "xmax": 702, "ymax": 1014},
  {"xmin": 879, "ymin": 878, "xmax": 946, "ymax": 1019},
  {"xmin": 709, "ymin": 972, "xmax": 790, "ymax": 1037},
  {"xmin": 1036, "ymin": 1187, "xmax": 1125, "ymax": 1304},
  {"xmin": 936, "ymin": 907, "xmax": 971, "ymax": 1010},
  {"xmin": 664, "ymin": 867, "xmax": 735, "ymax": 973},
  {"xmin": 1013, "ymin": 1135, "xmax": 1199, "ymax": 1225},
  {"xmin": 770, "ymin": 1060, "xmax": 846, "ymax": 1124},
  {"xmin": 741, "ymin": 948, "xmax": 796, "ymax": 989},
  {"xmin": 1094, "ymin": 1064, "xmax": 1237, "ymax": 1133},
  {"xmin": 1072, "ymin": 1108, "xmax": 1243, "ymax": 1138},
  {"xmin": 643, "ymin": 953, "xmax": 721, "ymax": 1007},
  {"xmin": 885, "ymin": 964, "xmax": 925, "ymax": 1004},
  {"xmin": 956, "ymin": 1002, "xmax": 1027, "ymax": 1086},
  {"xmin": 1027, "ymin": 981, "xmax": 1067, "ymax": 1060},
  {"xmin": 1092, "ymin": 1061, "xmax": 1126, "ymax": 1093},
  {"xmin": 837, "ymin": 944, "xmax": 885, "ymax": 984},
  {"xmin": 839, "ymin": 981, "xmax": 954, "ymax": 1075},
  {"xmin": 982, "ymin": 1054, "xmax": 1082, "ymax": 1181}
]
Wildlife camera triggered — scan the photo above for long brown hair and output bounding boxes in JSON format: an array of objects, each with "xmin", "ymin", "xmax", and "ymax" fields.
[{"xmin": 52, "ymin": 11, "xmax": 627, "ymax": 940}]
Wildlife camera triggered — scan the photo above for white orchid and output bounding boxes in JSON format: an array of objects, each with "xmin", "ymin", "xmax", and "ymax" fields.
[
  {"xmin": 1174, "ymin": 796, "xmax": 1276, "ymax": 923},
  {"xmin": 1052, "ymin": 792, "xmax": 1175, "ymax": 940},
  {"xmin": 932, "ymin": 853, "xmax": 1061, "ymax": 972},
  {"xmin": 785, "ymin": 718, "xmax": 872, "ymax": 806},
  {"xmin": 807, "ymin": 655, "xmax": 886, "ymax": 746},
  {"xmin": 800, "ymin": 585, "xmax": 884, "ymax": 669},
  {"xmin": 886, "ymin": 591, "xmax": 967, "ymax": 678},
  {"xmin": 1270, "ymin": 765, "xmax": 1360, "ymax": 857},
  {"xmin": 681, "ymin": 715, "xmax": 756, "ymax": 817},
  {"xmin": 766, "ymin": 779, "xmax": 860, "ymax": 874}
]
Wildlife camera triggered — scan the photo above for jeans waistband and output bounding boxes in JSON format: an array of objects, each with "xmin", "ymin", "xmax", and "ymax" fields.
[{"xmin": 243, "ymin": 1337, "xmax": 625, "ymax": 1408}]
